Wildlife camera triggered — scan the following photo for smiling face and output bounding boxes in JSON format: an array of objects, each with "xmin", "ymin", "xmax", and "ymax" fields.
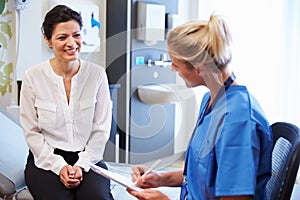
[
  {"xmin": 45, "ymin": 20, "xmax": 82, "ymax": 62},
  {"xmin": 169, "ymin": 55, "xmax": 205, "ymax": 88}
]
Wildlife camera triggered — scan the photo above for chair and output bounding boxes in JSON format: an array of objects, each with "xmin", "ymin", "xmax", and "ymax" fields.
[
  {"xmin": 0, "ymin": 109, "xmax": 33, "ymax": 200},
  {"xmin": 0, "ymin": 173, "xmax": 33, "ymax": 200},
  {"xmin": 266, "ymin": 122, "xmax": 300, "ymax": 200}
]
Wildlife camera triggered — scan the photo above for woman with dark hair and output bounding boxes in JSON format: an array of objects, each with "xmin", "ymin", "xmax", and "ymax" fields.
[
  {"xmin": 20, "ymin": 5, "xmax": 114, "ymax": 199},
  {"xmin": 128, "ymin": 14, "xmax": 272, "ymax": 200}
]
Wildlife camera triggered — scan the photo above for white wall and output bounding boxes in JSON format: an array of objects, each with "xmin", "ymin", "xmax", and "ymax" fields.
[{"xmin": 15, "ymin": 1, "xmax": 43, "ymax": 81}]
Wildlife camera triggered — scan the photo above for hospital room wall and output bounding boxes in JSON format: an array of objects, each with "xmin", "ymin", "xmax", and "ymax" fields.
[
  {"xmin": 1, "ymin": 0, "xmax": 199, "ymax": 156},
  {"xmin": 5, "ymin": 0, "xmax": 298, "ymax": 137}
]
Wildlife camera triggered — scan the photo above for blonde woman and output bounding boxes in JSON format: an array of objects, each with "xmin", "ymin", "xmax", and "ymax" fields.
[{"xmin": 128, "ymin": 14, "xmax": 272, "ymax": 200}]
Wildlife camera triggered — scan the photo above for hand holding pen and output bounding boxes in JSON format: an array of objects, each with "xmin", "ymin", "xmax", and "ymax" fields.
[{"xmin": 131, "ymin": 159, "xmax": 162, "ymax": 188}]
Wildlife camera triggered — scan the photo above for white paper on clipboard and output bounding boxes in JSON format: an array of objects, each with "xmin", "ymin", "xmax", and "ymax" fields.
[{"xmin": 89, "ymin": 163, "xmax": 144, "ymax": 192}]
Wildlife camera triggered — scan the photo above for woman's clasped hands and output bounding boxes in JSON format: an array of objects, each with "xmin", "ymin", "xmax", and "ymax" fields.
[{"xmin": 59, "ymin": 165, "xmax": 83, "ymax": 189}]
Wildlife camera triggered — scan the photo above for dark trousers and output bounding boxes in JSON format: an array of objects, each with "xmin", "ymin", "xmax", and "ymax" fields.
[{"xmin": 25, "ymin": 150, "xmax": 114, "ymax": 200}]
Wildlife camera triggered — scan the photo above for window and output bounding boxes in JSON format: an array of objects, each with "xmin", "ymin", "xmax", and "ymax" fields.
[{"xmin": 197, "ymin": 0, "xmax": 300, "ymax": 126}]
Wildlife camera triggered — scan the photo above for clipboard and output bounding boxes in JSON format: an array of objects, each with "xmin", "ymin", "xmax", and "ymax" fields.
[{"xmin": 89, "ymin": 163, "xmax": 144, "ymax": 192}]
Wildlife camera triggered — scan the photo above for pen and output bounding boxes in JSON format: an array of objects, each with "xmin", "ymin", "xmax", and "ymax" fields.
[
  {"xmin": 134, "ymin": 159, "xmax": 162, "ymax": 185},
  {"xmin": 143, "ymin": 159, "xmax": 162, "ymax": 177}
]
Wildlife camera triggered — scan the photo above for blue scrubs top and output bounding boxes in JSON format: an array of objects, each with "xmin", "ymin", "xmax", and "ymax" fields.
[{"xmin": 182, "ymin": 85, "xmax": 272, "ymax": 200}]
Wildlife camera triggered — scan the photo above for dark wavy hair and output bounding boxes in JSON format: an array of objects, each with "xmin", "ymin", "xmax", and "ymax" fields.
[{"xmin": 42, "ymin": 5, "xmax": 83, "ymax": 40}]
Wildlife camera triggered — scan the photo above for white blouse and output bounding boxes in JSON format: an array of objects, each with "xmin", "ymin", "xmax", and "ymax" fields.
[{"xmin": 19, "ymin": 60, "xmax": 112, "ymax": 175}]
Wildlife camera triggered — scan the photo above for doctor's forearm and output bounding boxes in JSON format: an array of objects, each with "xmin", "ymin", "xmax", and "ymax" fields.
[{"xmin": 159, "ymin": 170, "xmax": 184, "ymax": 187}]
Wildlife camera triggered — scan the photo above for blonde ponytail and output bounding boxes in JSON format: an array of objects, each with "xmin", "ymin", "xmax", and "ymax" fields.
[
  {"xmin": 167, "ymin": 14, "xmax": 232, "ymax": 71},
  {"xmin": 207, "ymin": 15, "xmax": 232, "ymax": 69}
]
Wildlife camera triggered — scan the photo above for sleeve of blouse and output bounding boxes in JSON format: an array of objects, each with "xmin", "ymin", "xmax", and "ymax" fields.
[
  {"xmin": 19, "ymin": 70, "xmax": 67, "ymax": 175},
  {"xmin": 75, "ymin": 70, "xmax": 112, "ymax": 171}
]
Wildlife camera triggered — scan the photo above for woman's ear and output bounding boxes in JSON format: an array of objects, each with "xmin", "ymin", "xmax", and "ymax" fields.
[
  {"xmin": 196, "ymin": 63, "xmax": 206, "ymax": 77},
  {"xmin": 44, "ymin": 35, "xmax": 52, "ymax": 48}
]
